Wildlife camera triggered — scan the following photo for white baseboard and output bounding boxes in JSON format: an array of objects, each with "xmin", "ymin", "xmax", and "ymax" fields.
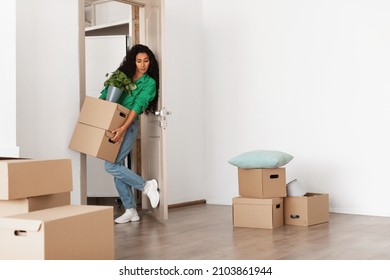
[{"xmin": 330, "ymin": 207, "xmax": 390, "ymax": 218}]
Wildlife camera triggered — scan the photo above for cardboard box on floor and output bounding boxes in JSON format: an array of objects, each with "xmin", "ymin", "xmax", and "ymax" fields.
[
  {"xmin": 69, "ymin": 96, "xmax": 130, "ymax": 162},
  {"xmin": 78, "ymin": 96, "xmax": 130, "ymax": 131},
  {"xmin": 0, "ymin": 192, "xmax": 70, "ymax": 217},
  {"xmin": 0, "ymin": 159, "xmax": 73, "ymax": 200},
  {"xmin": 233, "ymin": 196, "xmax": 284, "ymax": 229},
  {"xmin": 0, "ymin": 205, "xmax": 115, "ymax": 260},
  {"xmin": 284, "ymin": 193, "xmax": 329, "ymax": 226},
  {"xmin": 238, "ymin": 168, "xmax": 287, "ymax": 198}
]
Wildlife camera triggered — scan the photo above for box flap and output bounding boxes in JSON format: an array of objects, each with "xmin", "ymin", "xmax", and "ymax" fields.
[
  {"xmin": 0, "ymin": 218, "xmax": 42, "ymax": 232},
  {"xmin": 233, "ymin": 196, "xmax": 282, "ymax": 205}
]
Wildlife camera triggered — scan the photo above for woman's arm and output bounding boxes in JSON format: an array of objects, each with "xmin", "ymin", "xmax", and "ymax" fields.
[{"xmin": 110, "ymin": 76, "xmax": 156, "ymax": 143}]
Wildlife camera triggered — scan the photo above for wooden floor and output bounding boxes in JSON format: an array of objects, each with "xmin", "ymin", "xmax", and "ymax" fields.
[{"xmin": 114, "ymin": 203, "xmax": 390, "ymax": 260}]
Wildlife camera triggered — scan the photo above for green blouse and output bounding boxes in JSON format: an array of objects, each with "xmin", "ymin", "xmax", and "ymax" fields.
[{"xmin": 99, "ymin": 73, "xmax": 156, "ymax": 115}]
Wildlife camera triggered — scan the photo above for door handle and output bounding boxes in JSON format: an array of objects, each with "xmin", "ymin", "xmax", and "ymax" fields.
[
  {"xmin": 154, "ymin": 108, "xmax": 171, "ymax": 117},
  {"xmin": 154, "ymin": 107, "xmax": 171, "ymax": 129}
]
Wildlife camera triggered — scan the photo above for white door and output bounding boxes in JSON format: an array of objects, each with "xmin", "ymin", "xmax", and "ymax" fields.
[{"xmin": 135, "ymin": 0, "xmax": 168, "ymax": 220}]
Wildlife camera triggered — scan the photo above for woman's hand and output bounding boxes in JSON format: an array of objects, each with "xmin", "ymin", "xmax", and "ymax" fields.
[
  {"xmin": 111, "ymin": 126, "xmax": 126, "ymax": 143},
  {"xmin": 111, "ymin": 110, "xmax": 137, "ymax": 144}
]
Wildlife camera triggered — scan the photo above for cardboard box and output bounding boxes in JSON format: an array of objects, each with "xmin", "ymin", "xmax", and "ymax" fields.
[
  {"xmin": 284, "ymin": 193, "xmax": 329, "ymax": 226},
  {"xmin": 0, "ymin": 159, "xmax": 73, "ymax": 200},
  {"xmin": 69, "ymin": 122, "xmax": 119, "ymax": 162},
  {"xmin": 69, "ymin": 96, "xmax": 130, "ymax": 162},
  {"xmin": 233, "ymin": 196, "xmax": 284, "ymax": 229},
  {"xmin": 78, "ymin": 96, "xmax": 130, "ymax": 131},
  {"xmin": 0, "ymin": 205, "xmax": 114, "ymax": 260},
  {"xmin": 0, "ymin": 192, "xmax": 70, "ymax": 217},
  {"xmin": 238, "ymin": 168, "xmax": 287, "ymax": 198}
]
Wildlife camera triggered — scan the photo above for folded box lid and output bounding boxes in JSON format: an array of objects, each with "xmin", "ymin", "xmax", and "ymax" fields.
[{"xmin": 292, "ymin": 193, "xmax": 328, "ymax": 200}]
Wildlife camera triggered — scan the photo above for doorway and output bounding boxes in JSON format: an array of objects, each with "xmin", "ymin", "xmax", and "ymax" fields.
[
  {"xmin": 81, "ymin": 0, "xmax": 168, "ymax": 220},
  {"xmin": 84, "ymin": 1, "xmax": 138, "ymax": 215}
]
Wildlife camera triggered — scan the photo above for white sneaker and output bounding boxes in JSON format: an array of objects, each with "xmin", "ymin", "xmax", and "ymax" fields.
[
  {"xmin": 143, "ymin": 179, "xmax": 160, "ymax": 208},
  {"xmin": 114, "ymin": 208, "xmax": 140, "ymax": 224}
]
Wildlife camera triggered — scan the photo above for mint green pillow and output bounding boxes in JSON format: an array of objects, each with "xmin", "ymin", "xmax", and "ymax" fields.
[{"xmin": 228, "ymin": 150, "xmax": 293, "ymax": 168}]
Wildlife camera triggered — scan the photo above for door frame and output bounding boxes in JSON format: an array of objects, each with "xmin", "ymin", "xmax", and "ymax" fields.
[{"xmin": 79, "ymin": 0, "xmax": 167, "ymax": 219}]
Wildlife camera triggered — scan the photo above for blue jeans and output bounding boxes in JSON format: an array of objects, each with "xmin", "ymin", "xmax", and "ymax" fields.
[{"xmin": 104, "ymin": 120, "xmax": 146, "ymax": 209}]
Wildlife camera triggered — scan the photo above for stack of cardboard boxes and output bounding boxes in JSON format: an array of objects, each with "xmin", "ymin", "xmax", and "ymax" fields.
[
  {"xmin": 69, "ymin": 96, "xmax": 130, "ymax": 162},
  {"xmin": 0, "ymin": 158, "xmax": 114, "ymax": 260},
  {"xmin": 232, "ymin": 167, "xmax": 329, "ymax": 229},
  {"xmin": 233, "ymin": 167, "xmax": 287, "ymax": 229},
  {"xmin": 0, "ymin": 96, "xmax": 130, "ymax": 259}
]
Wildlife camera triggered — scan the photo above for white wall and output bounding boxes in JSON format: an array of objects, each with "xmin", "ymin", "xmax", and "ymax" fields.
[
  {"xmin": 0, "ymin": 2, "xmax": 19, "ymax": 157},
  {"xmin": 16, "ymin": 0, "xmax": 84, "ymax": 204},
  {"xmin": 165, "ymin": 0, "xmax": 205, "ymax": 204},
  {"xmin": 203, "ymin": 0, "xmax": 390, "ymax": 216},
  {"xmin": 10, "ymin": 0, "xmax": 390, "ymax": 216}
]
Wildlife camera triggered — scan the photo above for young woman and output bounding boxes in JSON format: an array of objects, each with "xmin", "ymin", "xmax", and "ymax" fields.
[{"xmin": 99, "ymin": 44, "xmax": 160, "ymax": 224}]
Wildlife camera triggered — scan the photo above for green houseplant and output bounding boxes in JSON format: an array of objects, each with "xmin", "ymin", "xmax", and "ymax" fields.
[{"xmin": 103, "ymin": 70, "xmax": 136, "ymax": 102}]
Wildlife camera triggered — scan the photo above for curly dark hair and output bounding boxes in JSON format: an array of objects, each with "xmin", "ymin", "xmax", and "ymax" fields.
[{"xmin": 117, "ymin": 44, "xmax": 159, "ymax": 114}]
